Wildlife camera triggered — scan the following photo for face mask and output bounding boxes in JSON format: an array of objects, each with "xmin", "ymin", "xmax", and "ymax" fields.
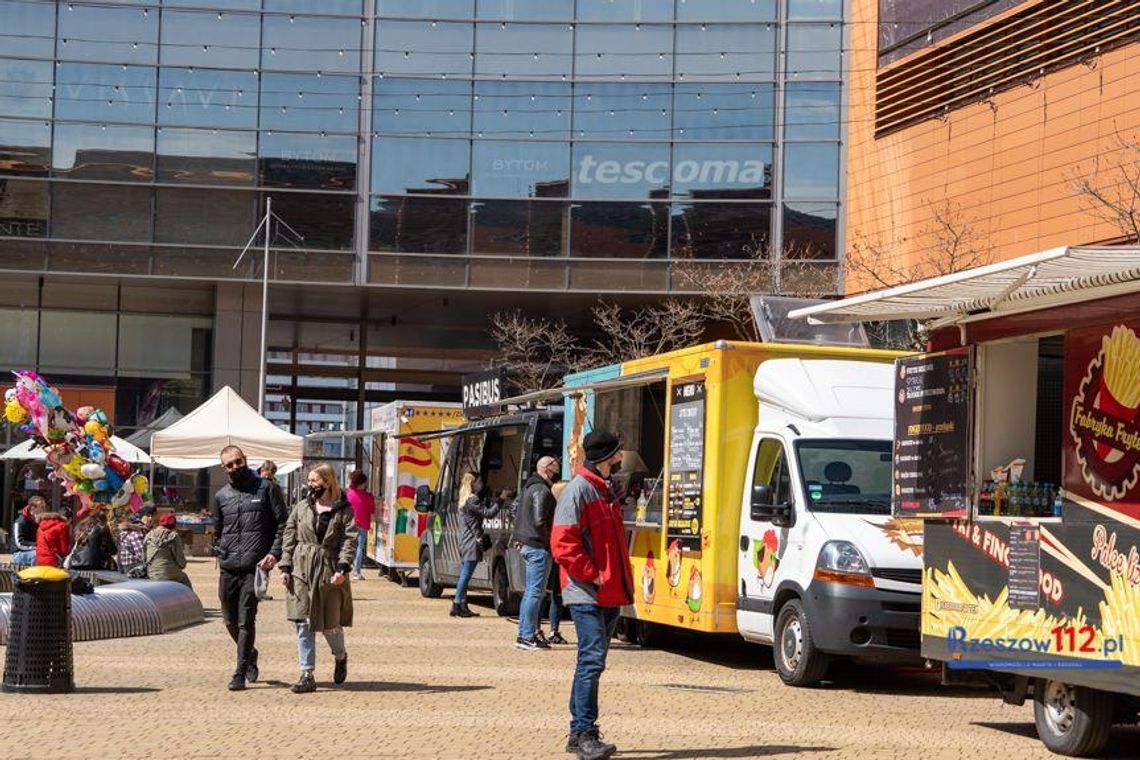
[
  {"xmin": 308, "ymin": 484, "xmax": 326, "ymax": 500},
  {"xmin": 609, "ymin": 460, "xmax": 622, "ymax": 475},
  {"xmin": 228, "ymin": 466, "xmax": 252, "ymax": 486}
]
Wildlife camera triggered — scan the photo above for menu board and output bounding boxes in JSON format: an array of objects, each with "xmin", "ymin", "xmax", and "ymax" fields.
[
  {"xmin": 668, "ymin": 379, "xmax": 705, "ymax": 552},
  {"xmin": 1008, "ymin": 523, "xmax": 1042, "ymax": 610},
  {"xmin": 893, "ymin": 349, "xmax": 971, "ymax": 517}
]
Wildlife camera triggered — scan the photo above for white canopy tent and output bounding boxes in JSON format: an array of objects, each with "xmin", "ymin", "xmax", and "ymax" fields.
[
  {"xmin": 149, "ymin": 386, "xmax": 302, "ymax": 472},
  {"xmin": 124, "ymin": 407, "xmax": 183, "ymax": 449},
  {"xmin": 0, "ymin": 435, "xmax": 152, "ymax": 464}
]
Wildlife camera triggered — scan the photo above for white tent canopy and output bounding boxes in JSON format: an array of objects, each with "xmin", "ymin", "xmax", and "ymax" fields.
[
  {"xmin": 124, "ymin": 407, "xmax": 183, "ymax": 449},
  {"xmin": 0, "ymin": 435, "xmax": 152, "ymax": 464},
  {"xmin": 149, "ymin": 386, "xmax": 302, "ymax": 471}
]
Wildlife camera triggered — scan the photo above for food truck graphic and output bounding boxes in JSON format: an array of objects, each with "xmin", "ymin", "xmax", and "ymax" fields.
[{"xmin": 791, "ymin": 246, "xmax": 1140, "ymax": 757}]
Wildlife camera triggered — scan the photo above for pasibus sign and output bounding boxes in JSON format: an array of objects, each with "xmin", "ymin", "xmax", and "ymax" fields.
[
  {"xmin": 462, "ymin": 369, "xmax": 506, "ymax": 419},
  {"xmin": 1065, "ymin": 321, "xmax": 1140, "ymax": 520}
]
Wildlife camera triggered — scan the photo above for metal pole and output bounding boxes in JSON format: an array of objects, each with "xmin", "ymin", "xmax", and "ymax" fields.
[{"xmin": 259, "ymin": 197, "xmax": 271, "ymax": 414}]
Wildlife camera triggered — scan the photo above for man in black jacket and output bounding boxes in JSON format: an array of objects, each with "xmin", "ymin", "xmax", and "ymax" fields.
[
  {"xmin": 213, "ymin": 444, "xmax": 288, "ymax": 691},
  {"xmin": 512, "ymin": 456, "xmax": 560, "ymax": 651}
]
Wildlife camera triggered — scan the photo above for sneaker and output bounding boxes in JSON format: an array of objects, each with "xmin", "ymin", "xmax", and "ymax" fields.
[
  {"xmin": 575, "ymin": 729, "xmax": 617, "ymax": 760},
  {"xmin": 352, "ymin": 573, "xmax": 365, "ymax": 581},
  {"xmin": 531, "ymin": 631, "xmax": 552, "ymax": 650},
  {"xmin": 334, "ymin": 654, "xmax": 348, "ymax": 685},
  {"xmin": 227, "ymin": 673, "xmax": 246, "ymax": 692},
  {"xmin": 290, "ymin": 672, "xmax": 316, "ymax": 694},
  {"xmin": 245, "ymin": 648, "xmax": 259, "ymax": 683},
  {"xmin": 549, "ymin": 631, "xmax": 569, "ymax": 645},
  {"xmin": 515, "ymin": 637, "xmax": 539, "ymax": 651}
]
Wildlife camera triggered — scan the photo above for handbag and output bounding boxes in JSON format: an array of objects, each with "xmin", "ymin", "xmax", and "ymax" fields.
[{"xmin": 478, "ymin": 533, "xmax": 492, "ymax": 552}]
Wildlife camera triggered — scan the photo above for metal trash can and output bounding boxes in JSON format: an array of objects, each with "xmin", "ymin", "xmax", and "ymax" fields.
[{"xmin": 2, "ymin": 566, "xmax": 73, "ymax": 694}]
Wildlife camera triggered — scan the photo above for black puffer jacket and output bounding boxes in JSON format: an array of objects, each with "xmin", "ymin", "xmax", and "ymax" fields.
[
  {"xmin": 69, "ymin": 520, "xmax": 117, "ymax": 571},
  {"xmin": 511, "ymin": 474, "xmax": 556, "ymax": 550},
  {"xmin": 212, "ymin": 470, "xmax": 288, "ymax": 572}
]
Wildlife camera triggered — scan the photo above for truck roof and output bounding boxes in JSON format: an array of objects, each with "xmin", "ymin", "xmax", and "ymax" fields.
[{"xmin": 754, "ymin": 358, "xmax": 895, "ymax": 423}]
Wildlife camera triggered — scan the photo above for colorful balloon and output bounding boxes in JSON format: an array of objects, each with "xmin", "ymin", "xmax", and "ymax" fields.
[
  {"xmin": 79, "ymin": 462, "xmax": 105, "ymax": 480},
  {"xmin": 133, "ymin": 475, "xmax": 149, "ymax": 496},
  {"xmin": 106, "ymin": 453, "xmax": 131, "ymax": 478}
]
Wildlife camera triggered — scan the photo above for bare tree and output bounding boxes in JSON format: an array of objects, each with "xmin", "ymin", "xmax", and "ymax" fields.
[
  {"xmin": 586, "ymin": 299, "xmax": 707, "ymax": 365},
  {"xmin": 488, "ymin": 310, "xmax": 582, "ymax": 393},
  {"xmin": 1070, "ymin": 129, "xmax": 1140, "ymax": 242}
]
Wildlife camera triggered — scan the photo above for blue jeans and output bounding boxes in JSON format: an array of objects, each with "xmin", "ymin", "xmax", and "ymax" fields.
[
  {"xmin": 353, "ymin": 528, "xmax": 368, "ymax": 575},
  {"xmin": 295, "ymin": 619, "xmax": 346, "ymax": 674},
  {"xmin": 12, "ymin": 549, "xmax": 36, "ymax": 567},
  {"xmin": 517, "ymin": 545, "xmax": 551, "ymax": 641},
  {"xmin": 455, "ymin": 559, "xmax": 477, "ymax": 604},
  {"xmin": 567, "ymin": 604, "xmax": 621, "ymax": 735},
  {"xmin": 547, "ymin": 564, "xmax": 564, "ymax": 633}
]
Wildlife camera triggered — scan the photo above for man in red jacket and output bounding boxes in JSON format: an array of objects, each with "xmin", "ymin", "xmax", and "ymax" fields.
[{"xmin": 551, "ymin": 430, "xmax": 633, "ymax": 760}]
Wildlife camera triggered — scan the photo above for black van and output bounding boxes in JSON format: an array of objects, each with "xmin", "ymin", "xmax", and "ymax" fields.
[{"xmin": 414, "ymin": 408, "xmax": 563, "ymax": 615}]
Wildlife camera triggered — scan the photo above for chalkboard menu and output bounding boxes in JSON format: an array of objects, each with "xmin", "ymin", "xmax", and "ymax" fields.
[
  {"xmin": 668, "ymin": 379, "xmax": 705, "ymax": 552},
  {"xmin": 1008, "ymin": 523, "xmax": 1041, "ymax": 610},
  {"xmin": 893, "ymin": 349, "xmax": 971, "ymax": 517}
]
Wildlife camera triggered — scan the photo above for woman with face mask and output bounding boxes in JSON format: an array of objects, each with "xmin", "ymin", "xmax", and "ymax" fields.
[
  {"xmin": 451, "ymin": 471, "xmax": 501, "ymax": 618},
  {"xmin": 278, "ymin": 464, "xmax": 359, "ymax": 694}
]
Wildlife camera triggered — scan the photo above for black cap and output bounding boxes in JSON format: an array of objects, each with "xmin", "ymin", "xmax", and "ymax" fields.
[
  {"xmin": 137, "ymin": 503, "xmax": 157, "ymax": 517},
  {"xmin": 583, "ymin": 431, "xmax": 621, "ymax": 464}
]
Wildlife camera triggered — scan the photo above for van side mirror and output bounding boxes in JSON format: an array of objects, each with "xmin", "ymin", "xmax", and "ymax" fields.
[
  {"xmin": 414, "ymin": 485, "xmax": 435, "ymax": 513},
  {"xmin": 750, "ymin": 484, "xmax": 794, "ymax": 527}
]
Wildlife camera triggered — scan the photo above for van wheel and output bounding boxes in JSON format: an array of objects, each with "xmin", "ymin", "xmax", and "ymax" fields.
[
  {"xmin": 492, "ymin": 561, "xmax": 520, "ymax": 617},
  {"xmin": 1033, "ymin": 679, "xmax": 1113, "ymax": 756},
  {"xmin": 632, "ymin": 619, "xmax": 661, "ymax": 648},
  {"xmin": 419, "ymin": 550, "xmax": 442, "ymax": 598},
  {"xmin": 774, "ymin": 599, "xmax": 829, "ymax": 687}
]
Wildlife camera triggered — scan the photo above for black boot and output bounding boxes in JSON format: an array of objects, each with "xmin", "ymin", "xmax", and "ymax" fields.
[
  {"xmin": 227, "ymin": 673, "xmax": 246, "ymax": 691},
  {"xmin": 334, "ymin": 654, "xmax": 348, "ymax": 685},
  {"xmin": 458, "ymin": 602, "xmax": 479, "ymax": 618},
  {"xmin": 574, "ymin": 729, "xmax": 616, "ymax": 760},
  {"xmin": 290, "ymin": 672, "xmax": 316, "ymax": 694},
  {"xmin": 245, "ymin": 648, "xmax": 260, "ymax": 683}
]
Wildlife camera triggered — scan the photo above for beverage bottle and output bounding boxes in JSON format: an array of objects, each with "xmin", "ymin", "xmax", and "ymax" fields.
[
  {"xmin": 1052, "ymin": 485, "xmax": 1063, "ymax": 517},
  {"xmin": 1010, "ymin": 482, "xmax": 1022, "ymax": 516}
]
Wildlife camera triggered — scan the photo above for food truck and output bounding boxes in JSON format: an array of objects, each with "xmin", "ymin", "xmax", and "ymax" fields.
[
  {"xmin": 562, "ymin": 336, "xmax": 925, "ymax": 686},
  {"xmin": 790, "ymin": 246, "xmax": 1140, "ymax": 755},
  {"xmin": 369, "ymin": 401, "xmax": 465, "ymax": 583}
]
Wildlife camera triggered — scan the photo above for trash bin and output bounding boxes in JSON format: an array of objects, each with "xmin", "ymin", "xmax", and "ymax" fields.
[{"xmin": 2, "ymin": 566, "xmax": 73, "ymax": 694}]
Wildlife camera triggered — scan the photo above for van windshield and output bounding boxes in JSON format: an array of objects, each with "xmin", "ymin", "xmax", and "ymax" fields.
[{"xmin": 794, "ymin": 439, "xmax": 893, "ymax": 515}]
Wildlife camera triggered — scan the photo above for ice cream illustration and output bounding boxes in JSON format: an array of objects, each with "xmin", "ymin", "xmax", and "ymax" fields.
[
  {"xmin": 641, "ymin": 550, "xmax": 656, "ymax": 605},
  {"xmin": 752, "ymin": 529, "xmax": 780, "ymax": 588},
  {"xmin": 666, "ymin": 538, "xmax": 683, "ymax": 588},
  {"xmin": 685, "ymin": 565, "xmax": 702, "ymax": 613}
]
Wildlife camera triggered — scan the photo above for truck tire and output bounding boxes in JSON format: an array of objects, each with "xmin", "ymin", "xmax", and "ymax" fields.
[
  {"xmin": 1033, "ymin": 679, "xmax": 1113, "ymax": 757},
  {"xmin": 774, "ymin": 598, "xmax": 830, "ymax": 687},
  {"xmin": 492, "ymin": 560, "xmax": 520, "ymax": 617},
  {"xmin": 419, "ymin": 550, "xmax": 443, "ymax": 599}
]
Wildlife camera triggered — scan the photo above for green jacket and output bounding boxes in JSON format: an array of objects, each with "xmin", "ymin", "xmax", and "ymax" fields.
[
  {"xmin": 280, "ymin": 498, "xmax": 358, "ymax": 630},
  {"xmin": 143, "ymin": 526, "xmax": 191, "ymax": 587}
]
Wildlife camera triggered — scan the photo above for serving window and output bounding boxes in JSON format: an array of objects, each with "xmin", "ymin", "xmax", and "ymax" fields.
[{"xmin": 592, "ymin": 380, "xmax": 668, "ymax": 526}]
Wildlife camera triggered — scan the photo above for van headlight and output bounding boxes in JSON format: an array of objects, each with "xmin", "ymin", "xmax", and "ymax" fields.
[{"xmin": 814, "ymin": 541, "xmax": 874, "ymax": 587}]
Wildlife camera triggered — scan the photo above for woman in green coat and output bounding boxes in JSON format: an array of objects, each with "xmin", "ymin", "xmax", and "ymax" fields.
[
  {"xmin": 279, "ymin": 463, "xmax": 358, "ymax": 694},
  {"xmin": 143, "ymin": 512, "xmax": 192, "ymax": 587}
]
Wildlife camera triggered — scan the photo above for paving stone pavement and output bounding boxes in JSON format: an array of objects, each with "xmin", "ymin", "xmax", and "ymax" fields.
[{"xmin": 1, "ymin": 557, "xmax": 1137, "ymax": 759}]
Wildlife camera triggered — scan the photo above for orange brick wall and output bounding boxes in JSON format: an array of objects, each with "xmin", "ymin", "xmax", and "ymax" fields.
[{"xmin": 845, "ymin": 0, "xmax": 1140, "ymax": 292}]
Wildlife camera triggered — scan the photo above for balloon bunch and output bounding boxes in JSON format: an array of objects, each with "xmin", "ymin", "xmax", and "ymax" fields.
[{"xmin": 4, "ymin": 371, "xmax": 150, "ymax": 517}]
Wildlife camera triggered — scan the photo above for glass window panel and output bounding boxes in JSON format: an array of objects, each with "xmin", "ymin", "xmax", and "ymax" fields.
[
  {"xmin": 670, "ymin": 202, "xmax": 771, "ymax": 259},
  {"xmin": 157, "ymin": 127, "xmax": 256, "ymax": 185},
  {"xmin": 787, "ymin": 23, "xmax": 842, "ymax": 80},
  {"xmin": 783, "ymin": 202, "xmax": 836, "ymax": 259},
  {"xmin": 374, "ymin": 78, "xmax": 472, "ymax": 136},
  {"xmin": 160, "ymin": 10, "xmax": 260, "ymax": 69},
  {"xmin": 58, "ymin": 5, "xmax": 159, "ymax": 65},
  {"xmin": 573, "ymin": 83, "xmax": 670, "ymax": 139},
  {"xmin": 785, "ymin": 81, "xmax": 840, "ymax": 139},
  {"xmin": 117, "ymin": 314, "xmax": 213, "ymax": 378},
  {"xmin": 571, "ymin": 142, "xmax": 669, "ymax": 199},
  {"xmin": 674, "ymin": 83, "xmax": 774, "ymax": 140},
  {"xmin": 38, "ymin": 311, "xmax": 117, "ymax": 373},
  {"xmin": 783, "ymin": 142, "xmax": 839, "ymax": 199},
  {"xmin": 376, "ymin": 20, "xmax": 473, "ymax": 77},
  {"xmin": 474, "ymin": 81, "xmax": 569, "ymax": 139},
  {"xmin": 55, "ymin": 63, "xmax": 157, "ymax": 125},
  {"xmin": 476, "ymin": 0, "xmax": 574, "ymax": 19},
  {"xmin": 472, "ymin": 140, "xmax": 568, "ymax": 197},
  {"xmin": 0, "ymin": 118, "xmax": 51, "ymax": 177},
  {"xmin": 0, "ymin": 308, "xmax": 38, "ymax": 367},
  {"xmin": 162, "ymin": 0, "xmax": 260, "ymax": 8},
  {"xmin": 0, "ymin": 0, "xmax": 56, "ymax": 58},
  {"xmin": 471, "ymin": 199, "xmax": 566, "ymax": 256},
  {"xmin": 369, "ymin": 195, "xmax": 467, "ymax": 253},
  {"xmin": 155, "ymin": 187, "xmax": 255, "ymax": 246},
  {"xmin": 259, "ymin": 132, "xmax": 358, "ymax": 191},
  {"xmin": 260, "ymin": 73, "xmax": 359, "ymax": 133},
  {"xmin": 264, "ymin": 0, "xmax": 364, "ymax": 12},
  {"xmin": 263, "ymin": 192, "xmax": 354, "ymax": 249},
  {"xmin": 788, "ymin": 0, "xmax": 843, "ymax": 19},
  {"xmin": 574, "ymin": 24, "xmax": 672, "ymax": 81},
  {"xmin": 371, "ymin": 137, "xmax": 470, "ymax": 194},
  {"xmin": 377, "ymin": 0, "xmax": 473, "ymax": 16},
  {"xmin": 569, "ymin": 201, "xmax": 667, "ymax": 258},
  {"xmin": 52, "ymin": 123, "xmax": 154, "ymax": 182},
  {"xmin": 575, "ymin": 0, "xmax": 673, "ymax": 21},
  {"xmin": 262, "ymin": 15, "xmax": 362, "ymax": 73},
  {"xmin": 676, "ymin": 0, "xmax": 776, "ymax": 20},
  {"xmin": 159, "ymin": 68, "xmax": 259, "ymax": 129},
  {"xmin": 0, "ymin": 178, "xmax": 49, "ymax": 238},
  {"xmin": 676, "ymin": 24, "xmax": 775, "ymax": 81},
  {"xmin": 474, "ymin": 23, "xmax": 571, "ymax": 80},
  {"xmin": 51, "ymin": 183, "xmax": 153, "ymax": 241},
  {"xmin": 0, "ymin": 59, "xmax": 53, "ymax": 119},
  {"xmin": 671, "ymin": 142, "xmax": 772, "ymax": 199}
]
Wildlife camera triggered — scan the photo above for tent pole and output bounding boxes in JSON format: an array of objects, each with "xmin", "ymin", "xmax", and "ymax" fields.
[
  {"xmin": 148, "ymin": 431, "xmax": 155, "ymax": 500},
  {"xmin": 258, "ymin": 197, "xmax": 270, "ymax": 415}
]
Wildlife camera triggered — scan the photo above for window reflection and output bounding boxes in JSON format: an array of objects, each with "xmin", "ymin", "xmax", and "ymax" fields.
[
  {"xmin": 51, "ymin": 183, "xmax": 153, "ymax": 242},
  {"xmin": 262, "ymin": 15, "xmax": 362, "ymax": 73},
  {"xmin": 676, "ymin": 0, "xmax": 777, "ymax": 20},
  {"xmin": 159, "ymin": 68, "xmax": 259, "ymax": 129},
  {"xmin": 161, "ymin": 10, "xmax": 260, "ymax": 69},
  {"xmin": 0, "ymin": 0, "xmax": 56, "ymax": 58},
  {"xmin": 371, "ymin": 137, "xmax": 470, "ymax": 194},
  {"xmin": 260, "ymin": 73, "xmax": 359, "ymax": 133},
  {"xmin": 674, "ymin": 83, "xmax": 774, "ymax": 140},
  {"xmin": 155, "ymin": 188, "xmax": 255, "ymax": 247},
  {"xmin": 265, "ymin": 0, "xmax": 364, "ymax": 12},
  {"xmin": 670, "ymin": 202, "xmax": 771, "ymax": 259},
  {"xmin": 474, "ymin": 81, "xmax": 569, "ymax": 139},
  {"xmin": 0, "ymin": 59, "xmax": 53, "ymax": 119},
  {"xmin": 56, "ymin": 63, "xmax": 157, "ymax": 125},
  {"xmin": 377, "ymin": 0, "xmax": 474, "ymax": 16},
  {"xmin": 52, "ymin": 123, "xmax": 155, "ymax": 182},
  {"xmin": 474, "ymin": 23, "xmax": 572, "ymax": 80},
  {"xmin": 259, "ymin": 132, "xmax": 358, "ymax": 190},
  {"xmin": 783, "ymin": 142, "xmax": 839, "ymax": 199},
  {"xmin": 0, "ymin": 178, "xmax": 48, "ymax": 238},
  {"xmin": 157, "ymin": 127, "xmax": 256, "ymax": 185},
  {"xmin": 783, "ymin": 202, "xmax": 836, "ymax": 260},
  {"xmin": 369, "ymin": 195, "xmax": 468, "ymax": 253},
  {"xmin": 788, "ymin": 0, "xmax": 843, "ymax": 19},
  {"xmin": 571, "ymin": 142, "xmax": 670, "ymax": 199},
  {"xmin": 472, "ymin": 140, "xmax": 569, "ymax": 197},
  {"xmin": 676, "ymin": 25, "xmax": 776, "ymax": 81},
  {"xmin": 476, "ymin": 0, "xmax": 574, "ymax": 20},
  {"xmin": 376, "ymin": 21, "xmax": 473, "ymax": 77},
  {"xmin": 375, "ymin": 79, "xmax": 472, "ymax": 136},
  {"xmin": 569, "ymin": 201, "xmax": 668, "ymax": 258},
  {"xmin": 471, "ymin": 199, "xmax": 567, "ymax": 256},
  {"xmin": 263, "ymin": 193, "xmax": 355, "ymax": 250},
  {"xmin": 162, "ymin": 0, "xmax": 261, "ymax": 8},
  {"xmin": 785, "ymin": 82, "xmax": 840, "ymax": 140},
  {"xmin": 786, "ymin": 24, "xmax": 842, "ymax": 79},
  {"xmin": 0, "ymin": 119, "xmax": 50, "ymax": 177},
  {"xmin": 58, "ymin": 4, "xmax": 159, "ymax": 65},
  {"xmin": 575, "ymin": 0, "xmax": 673, "ymax": 21},
  {"xmin": 671, "ymin": 143, "xmax": 772, "ymax": 199},
  {"xmin": 573, "ymin": 84, "xmax": 670, "ymax": 139},
  {"xmin": 574, "ymin": 25, "xmax": 672, "ymax": 81}
]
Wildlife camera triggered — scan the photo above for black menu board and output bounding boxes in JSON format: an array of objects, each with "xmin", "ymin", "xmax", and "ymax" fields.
[
  {"xmin": 1008, "ymin": 523, "xmax": 1042, "ymax": 610},
  {"xmin": 893, "ymin": 349, "xmax": 970, "ymax": 517},
  {"xmin": 668, "ymin": 379, "xmax": 705, "ymax": 552}
]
